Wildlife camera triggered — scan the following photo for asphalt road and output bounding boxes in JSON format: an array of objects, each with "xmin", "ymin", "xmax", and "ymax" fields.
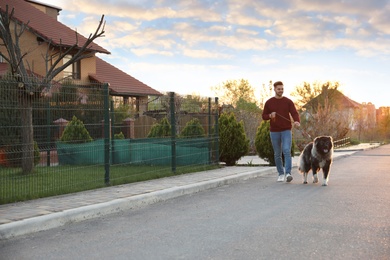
[{"xmin": 1, "ymin": 145, "xmax": 389, "ymax": 260}]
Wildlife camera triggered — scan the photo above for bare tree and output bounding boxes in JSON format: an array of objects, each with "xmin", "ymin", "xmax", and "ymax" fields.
[
  {"xmin": 0, "ymin": 5, "xmax": 106, "ymax": 174},
  {"xmin": 258, "ymin": 80, "xmax": 273, "ymax": 110},
  {"xmin": 292, "ymin": 81, "xmax": 351, "ymax": 150}
]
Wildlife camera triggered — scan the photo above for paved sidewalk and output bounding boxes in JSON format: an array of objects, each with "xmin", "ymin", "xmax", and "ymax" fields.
[{"xmin": 0, "ymin": 143, "xmax": 380, "ymax": 239}]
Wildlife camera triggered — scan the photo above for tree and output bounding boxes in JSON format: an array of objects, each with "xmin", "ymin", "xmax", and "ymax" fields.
[
  {"xmin": 218, "ymin": 112, "xmax": 249, "ymax": 166},
  {"xmin": 291, "ymin": 81, "xmax": 340, "ymax": 109},
  {"xmin": 258, "ymin": 80, "xmax": 273, "ymax": 110},
  {"xmin": 377, "ymin": 108, "xmax": 390, "ymax": 141},
  {"xmin": 290, "ymin": 81, "xmax": 351, "ymax": 145},
  {"xmin": 234, "ymin": 97, "xmax": 262, "ymax": 154},
  {"xmin": 212, "ymin": 79, "xmax": 256, "ymax": 107},
  {"xmin": 0, "ymin": 5, "xmax": 106, "ymax": 173},
  {"xmin": 299, "ymin": 90, "xmax": 350, "ymax": 141}
]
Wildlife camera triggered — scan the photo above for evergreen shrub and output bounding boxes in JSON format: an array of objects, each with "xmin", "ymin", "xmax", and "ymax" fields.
[
  {"xmin": 60, "ymin": 115, "xmax": 93, "ymax": 143},
  {"xmin": 218, "ymin": 112, "xmax": 249, "ymax": 166}
]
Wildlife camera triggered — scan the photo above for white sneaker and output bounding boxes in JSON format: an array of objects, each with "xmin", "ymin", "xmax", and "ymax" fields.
[
  {"xmin": 286, "ymin": 173, "xmax": 293, "ymax": 182},
  {"xmin": 277, "ymin": 175, "xmax": 285, "ymax": 182}
]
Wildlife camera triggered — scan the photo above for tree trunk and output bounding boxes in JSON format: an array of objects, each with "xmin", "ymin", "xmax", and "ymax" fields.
[{"xmin": 20, "ymin": 96, "xmax": 34, "ymax": 174}]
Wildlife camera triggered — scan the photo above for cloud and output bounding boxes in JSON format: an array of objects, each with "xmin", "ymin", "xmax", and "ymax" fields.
[{"xmin": 53, "ymin": 0, "xmax": 390, "ymax": 59}]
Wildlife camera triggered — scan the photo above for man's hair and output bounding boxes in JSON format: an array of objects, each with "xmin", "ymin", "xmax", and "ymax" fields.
[{"xmin": 273, "ymin": 81, "xmax": 283, "ymax": 88}]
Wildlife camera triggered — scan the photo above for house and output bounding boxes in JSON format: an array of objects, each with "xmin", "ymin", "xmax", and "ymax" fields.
[
  {"xmin": 0, "ymin": 0, "xmax": 162, "ymax": 115},
  {"xmin": 302, "ymin": 88, "xmax": 362, "ymax": 138}
]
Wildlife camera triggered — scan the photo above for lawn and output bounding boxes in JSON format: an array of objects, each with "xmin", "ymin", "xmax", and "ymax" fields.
[{"xmin": 0, "ymin": 163, "xmax": 219, "ymax": 204}]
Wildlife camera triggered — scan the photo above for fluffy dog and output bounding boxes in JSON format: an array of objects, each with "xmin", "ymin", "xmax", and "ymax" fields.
[{"xmin": 298, "ymin": 136, "xmax": 334, "ymax": 186}]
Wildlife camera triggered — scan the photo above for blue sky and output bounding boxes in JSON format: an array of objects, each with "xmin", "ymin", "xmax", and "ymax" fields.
[{"xmin": 45, "ymin": 0, "xmax": 390, "ymax": 108}]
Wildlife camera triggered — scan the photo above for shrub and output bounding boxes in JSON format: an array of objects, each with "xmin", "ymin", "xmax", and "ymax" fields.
[
  {"xmin": 60, "ymin": 116, "xmax": 93, "ymax": 143},
  {"xmin": 255, "ymin": 120, "xmax": 295, "ymax": 166},
  {"xmin": 218, "ymin": 112, "xmax": 249, "ymax": 166},
  {"xmin": 147, "ymin": 117, "xmax": 171, "ymax": 138},
  {"xmin": 114, "ymin": 132, "xmax": 125, "ymax": 139},
  {"xmin": 181, "ymin": 118, "xmax": 205, "ymax": 138}
]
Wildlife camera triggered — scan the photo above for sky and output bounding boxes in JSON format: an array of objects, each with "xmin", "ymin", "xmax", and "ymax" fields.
[{"xmin": 43, "ymin": 0, "xmax": 390, "ymax": 108}]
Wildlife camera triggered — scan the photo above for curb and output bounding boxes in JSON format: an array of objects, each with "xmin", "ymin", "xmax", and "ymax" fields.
[{"xmin": 0, "ymin": 167, "xmax": 276, "ymax": 240}]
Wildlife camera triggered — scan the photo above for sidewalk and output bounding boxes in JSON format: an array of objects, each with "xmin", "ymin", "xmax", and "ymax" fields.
[{"xmin": 0, "ymin": 143, "xmax": 380, "ymax": 240}]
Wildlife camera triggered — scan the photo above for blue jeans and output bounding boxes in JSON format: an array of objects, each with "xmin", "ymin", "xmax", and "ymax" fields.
[{"xmin": 270, "ymin": 130, "xmax": 292, "ymax": 176}]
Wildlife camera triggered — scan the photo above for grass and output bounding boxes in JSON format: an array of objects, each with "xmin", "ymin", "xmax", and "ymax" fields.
[{"xmin": 0, "ymin": 163, "xmax": 219, "ymax": 205}]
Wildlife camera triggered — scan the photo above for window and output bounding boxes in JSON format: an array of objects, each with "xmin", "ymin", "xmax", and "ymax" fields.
[{"xmin": 63, "ymin": 55, "xmax": 81, "ymax": 79}]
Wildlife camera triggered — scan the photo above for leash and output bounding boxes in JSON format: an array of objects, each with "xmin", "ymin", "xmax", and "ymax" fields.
[{"xmin": 274, "ymin": 112, "xmax": 313, "ymax": 141}]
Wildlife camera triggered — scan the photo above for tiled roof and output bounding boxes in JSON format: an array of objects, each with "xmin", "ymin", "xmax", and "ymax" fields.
[
  {"xmin": 304, "ymin": 89, "xmax": 361, "ymax": 109},
  {"xmin": 0, "ymin": 0, "xmax": 109, "ymax": 54},
  {"xmin": 89, "ymin": 57, "xmax": 162, "ymax": 96}
]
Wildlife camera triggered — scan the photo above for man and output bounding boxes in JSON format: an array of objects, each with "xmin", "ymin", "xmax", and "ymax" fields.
[{"xmin": 262, "ymin": 81, "xmax": 300, "ymax": 182}]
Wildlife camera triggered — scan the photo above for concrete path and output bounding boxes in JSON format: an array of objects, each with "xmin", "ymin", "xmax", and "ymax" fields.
[{"xmin": 0, "ymin": 143, "xmax": 381, "ymax": 240}]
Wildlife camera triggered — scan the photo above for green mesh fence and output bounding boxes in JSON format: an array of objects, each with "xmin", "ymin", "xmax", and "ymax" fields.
[
  {"xmin": 56, "ymin": 138, "xmax": 211, "ymax": 166},
  {"xmin": 0, "ymin": 76, "xmax": 219, "ymax": 204}
]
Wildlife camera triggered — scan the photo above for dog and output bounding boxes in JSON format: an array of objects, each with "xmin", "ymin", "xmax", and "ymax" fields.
[{"xmin": 298, "ymin": 136, "xmax": 334, "ymax": 186}]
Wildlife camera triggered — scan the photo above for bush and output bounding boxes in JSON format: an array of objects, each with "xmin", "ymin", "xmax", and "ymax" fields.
[
  {"xmin": 219, "ymin": 112, "xmax": 249, "ymax": 166},
  {"xmin": 181, "ymin": 118, "xmax": 205, "ymax": 138},
  {"xmin": 60, "ymin": 116, "xmax": 93, "ymax": 143},
  {"xmin": 114, "ymin": 132, "xmax": 125, "ymax": 139},
  {"xmin": 255, "ymin": 120, "xmax": 295, "ymax": 166},
  {"xmin": 147, "ymin": 117, "xmax": 171, "ymax": 138}
]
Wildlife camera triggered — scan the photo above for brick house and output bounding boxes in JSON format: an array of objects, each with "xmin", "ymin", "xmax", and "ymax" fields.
[{"xmin": 0, "ymin": 0, "xmax": 162, "ymax": 116}]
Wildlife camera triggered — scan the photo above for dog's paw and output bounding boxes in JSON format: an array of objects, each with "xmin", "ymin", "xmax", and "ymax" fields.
[
  {"xmin": 322, "ymin": 183, "xmax": 328, "ymax": 186},
  {"xmin": 303, "ymin": 181, "xmax": 308, "ymax": 184},
  {"xmin": 313, "ymin": 175, "xmax": 319, "ymax": 183}
]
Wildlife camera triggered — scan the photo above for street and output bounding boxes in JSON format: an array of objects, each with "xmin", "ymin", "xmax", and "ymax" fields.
[{"xmin": 1, "ymin": 145, "xmax": 389, "ymax": 260}]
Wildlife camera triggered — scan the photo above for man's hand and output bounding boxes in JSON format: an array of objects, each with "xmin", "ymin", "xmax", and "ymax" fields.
[{"xmin": 294, "ymin": 121, "xmax": 300, "ymax": 127}]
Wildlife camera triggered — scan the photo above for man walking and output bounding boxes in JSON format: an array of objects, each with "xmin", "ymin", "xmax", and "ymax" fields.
[{"xmin": 262, "ymin": 81, "xmax": 300, "ymax": 182}]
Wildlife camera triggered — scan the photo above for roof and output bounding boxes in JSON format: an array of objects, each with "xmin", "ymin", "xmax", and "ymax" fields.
[
  {"xmin": 89, "ymin": 57, "xmax": 162, "ymax": 96},
  {"xmin": 0, "ymin": 0, "xmax": 109, "ymax": 54},
  {"xmin": 304, "ymin": 89, "xmax": 361, "ymax": 110},
  {"xmin": 25, "ymin": 0, "xmax": 61, "ymax": 11}
]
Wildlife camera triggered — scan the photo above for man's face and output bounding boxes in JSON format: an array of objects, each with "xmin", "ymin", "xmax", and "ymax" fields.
[{"xmin": 274, "ymin": 85, "xmax": 284, "ymax": 97}]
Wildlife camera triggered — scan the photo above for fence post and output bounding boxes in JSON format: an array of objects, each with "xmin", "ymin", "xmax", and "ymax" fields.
[
  {"xmin": 208, "ymin": 97, "xmax": 212, "ymax": 164},
  {"xmin": 104, "ymin": 83, "xmax": 110, "ymax": 185},
  {"xmin": 169, "ymin": 92, "xmax": 176, "ymax": 173},
  {"xmin": 110, "ymin": 101, "xmax": 115, "ymax": 164},
  {"xmin": 214, "ymin": 97, "xmax": 219, "ymax": 164},
  {"xmin": 46, "ymin": 101, "xmax": 51, "ymax": 166}
]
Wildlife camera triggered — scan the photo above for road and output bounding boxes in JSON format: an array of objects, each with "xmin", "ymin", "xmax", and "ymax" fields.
[{"xmin": 1, "ymin": 145, "xmax": 389, "ymax": 260}]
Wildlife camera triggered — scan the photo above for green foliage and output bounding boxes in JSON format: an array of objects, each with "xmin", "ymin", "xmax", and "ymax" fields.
[
  {"xmin": 236, "ymin": 97, "xmax": 262, "ymax": 113},
  {"xmin": 60, "ymin": 116, "xmax": 93, "ymax": 143},
  {"xmin": 180, "ymin": 118, "xmax": 205, "ymax": 138},
  {"xmin": 113, "ymin": 103, "xmax": 135, "ymax": 124},
  {"xmin": 147, "ymin": 117, "xmax": 171, "ymax": 138},
  {"xmin": 255, "ymin": 121, "xmax": 295, "ymax": 166},
  {"xmin": 114, "ymin": 132, "xmax": 125, "ymax": 139},
  {"xmin": 212, "ymin": 79, "xmax": 256, "ymax": 107},
  {"xmin": 218, "ymin": 112, "xmax": 249, "ymax": 166}
]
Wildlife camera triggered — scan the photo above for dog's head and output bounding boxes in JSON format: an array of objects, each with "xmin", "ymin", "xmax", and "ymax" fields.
[{"xmin": 314, "ymin": 136, "xmax": 333, "ymax": 155}]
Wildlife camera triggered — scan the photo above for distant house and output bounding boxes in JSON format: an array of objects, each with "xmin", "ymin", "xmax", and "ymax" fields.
[
  {"xmin": 302, "ymin": 88, "xmax": 362, "ymax": 130},
  {"xmin": 0, "ymin": 0, "xmax": 162, "ymax": 115}
]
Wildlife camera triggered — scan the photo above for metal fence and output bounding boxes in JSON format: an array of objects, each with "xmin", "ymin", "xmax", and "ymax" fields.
[{"xmin": 0, "ymin": 77, "xmax": 219, "ymax": 204}]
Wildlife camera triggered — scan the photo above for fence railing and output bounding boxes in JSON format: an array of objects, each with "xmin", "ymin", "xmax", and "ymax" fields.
[
  {"xmin": 333, "ymin": 137, "xmax": 351, "ymax": 148},
  {"xmin": 0, "ymin": 78, "xmax": 219, "ymax": 204}
]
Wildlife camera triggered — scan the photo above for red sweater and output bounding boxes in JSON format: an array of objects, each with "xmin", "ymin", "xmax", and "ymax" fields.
[{"xmin": 262, "ymin": 97, "xmax": 300, "ymax": 132}]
